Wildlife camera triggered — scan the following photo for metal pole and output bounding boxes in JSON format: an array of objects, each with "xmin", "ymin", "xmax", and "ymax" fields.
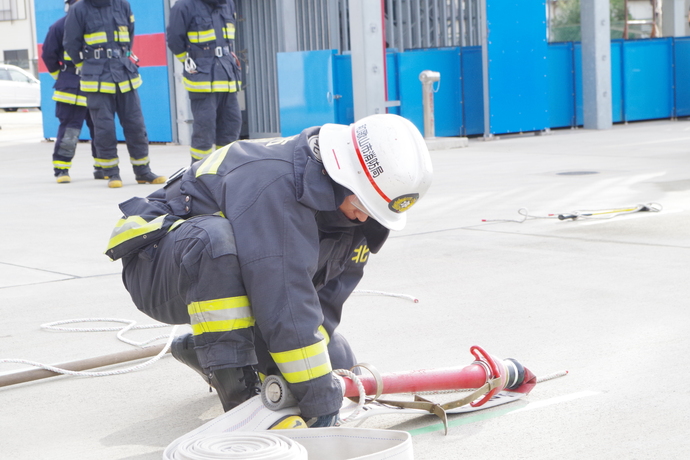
[
  {"xmin": 419, "ymin": 70, "xmax": 440, "ymax": 139},
  {"xmin": 0, "ymin": 344, "xmax": 169, "ymax": 388}
]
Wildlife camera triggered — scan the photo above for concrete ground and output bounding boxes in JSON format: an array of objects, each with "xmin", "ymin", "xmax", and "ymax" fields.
[{"xmin": 1, "ymin": 109, "xmax": 688, "ymax": 460}]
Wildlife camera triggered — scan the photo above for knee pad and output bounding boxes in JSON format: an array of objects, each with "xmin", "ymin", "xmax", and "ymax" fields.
[{"xmin": 57, "ymin": 127, "xmax": 80, "ymax": 159}]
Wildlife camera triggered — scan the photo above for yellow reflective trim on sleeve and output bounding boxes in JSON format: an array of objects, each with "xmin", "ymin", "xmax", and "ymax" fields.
[
  {"xmin": 271, "ymin": 340, "xmax": 333, "ymax": 383},
  {"xmin": 106, "ymin": 215, "xmax": 165, "ymax": 251},
  {"xmin": 195, "ymin": 143, "xmax": 231, "ymax": 177},
  {"xmin": 176, "ymin": 52, "xmax": 186, "ymax": 62},
  {"xmin": 224, "ymin": 23, "xmax": 235, "ymax": 40},
  {"xmin": 190, "ymin": 318, "xmax": 255, "ymax": 335},
  {"xmin": 84, "ymin": 31, "xmax": 107, "ymax": 45},
  {"xmin": 50, "ymin": 70, "xmax": 59, "ymax": 80},
  {"xmin": 130, "ymin": 14, "xmax": 135, "ymax": 22}
]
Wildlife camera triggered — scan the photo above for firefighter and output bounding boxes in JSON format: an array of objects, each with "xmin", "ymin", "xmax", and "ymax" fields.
[
  {"xmin": 166, "ymin": 0, "xmax": 243, "ymax": 163},
  {"xmin": 42, "ymin": 0, "xmax": 101, "ymax": 184},
  {"xmin": 105, "ymin": 114, "xmax": 433, "ymax": 425},
  {"xmin": 63, "ymin": 0, "xmax": 166, "ymax": 188}
]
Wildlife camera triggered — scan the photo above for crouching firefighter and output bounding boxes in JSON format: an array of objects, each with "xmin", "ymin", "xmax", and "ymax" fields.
[
  {"xmin": 41, "ymin": 0, "xmax": 99, "ymax": 184},
  {"xmin": 105, "ymin": 114, "xmax": 433, "ymax": 426}
]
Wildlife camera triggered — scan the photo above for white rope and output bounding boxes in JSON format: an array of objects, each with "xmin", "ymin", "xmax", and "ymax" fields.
[
  {"xmin": 0, "ymin": 319, "xmax": 178, "ymax": 378},
  {"xmin": 334, "ymin": 368, "xmax": 367, "ymax": 423},
  {"xmin": 352, "ymin": 289, "xmax": 419, "ymax": 303}
]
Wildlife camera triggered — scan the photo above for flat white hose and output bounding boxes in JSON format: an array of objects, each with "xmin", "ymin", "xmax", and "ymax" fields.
[{"xmin": 175, "ymin": 432, "xmax": 307, "ymax": 460}]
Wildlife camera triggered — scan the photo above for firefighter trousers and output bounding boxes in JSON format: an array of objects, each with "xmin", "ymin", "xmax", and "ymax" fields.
[
  {"xmin": 87, "ymin": 89, "xmax": 151, "ymax": 176},
  {"xmin": 52, "ymin": 102, "xmax": 97, "ymax": 175},
  {"xmin": 121, "ymin": 215, "xmax": 356, "ymax": 376},
  {"xmin": 189, "ymin": 91, "xmax": 242, "ymax": 162}
]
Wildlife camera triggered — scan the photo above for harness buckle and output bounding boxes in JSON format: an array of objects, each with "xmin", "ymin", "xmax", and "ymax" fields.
[
  {"xmin": 107, "ymin": 49, "xmax": 113, "ymax": 59},
  {"xmin": 214, "ymin": 46, "xmax": 223, "ymax": 57},
  {"xmin": 94, "ymin": 48, "xmax": 101, "ymax": 59}
]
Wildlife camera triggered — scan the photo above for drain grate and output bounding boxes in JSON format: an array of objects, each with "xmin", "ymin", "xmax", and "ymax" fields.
[{"xmin": 556, "ymin": 171, "xmax": 599, "ymax": 176}]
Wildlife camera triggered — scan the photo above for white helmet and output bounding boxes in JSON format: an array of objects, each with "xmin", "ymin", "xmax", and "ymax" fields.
[{"xmin": 319, "ymin": 114, "xmax": 433, "ymax": 231}]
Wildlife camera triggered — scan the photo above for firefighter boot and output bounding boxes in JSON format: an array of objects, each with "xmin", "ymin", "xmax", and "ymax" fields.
[
  {"xmin": 171, "ymin": 333, "xmax": 262, "ymax": 412},
  {"xmin": 135, "ymin": 171, "xmax": 167, "ymax": 185},
  {"xmin": 170, "ymin": 333, "xmax": 207, "ymax": 381},
  {"xmin": 55, "ymin": 170, "xmax": 71, "ymax": 184},
  {"xmin": 108, "ymin": 174, "xmax": 123, "ymax": 188}
]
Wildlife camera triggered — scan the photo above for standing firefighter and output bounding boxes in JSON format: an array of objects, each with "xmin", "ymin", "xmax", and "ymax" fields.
[
  {"xmin": 42, "ymin": 0, "xmax": 100, "ymax": 184},
  {"xmin": 63, "ymin": 0, "xmax": 165, "ymax": 188},
  {"xmin": 105, "ymin": 114, "xmax": 433, "ymax": 426},
  {"xmin": 167, "ymin": 0, "xmax": 243, "ymax": 163}
]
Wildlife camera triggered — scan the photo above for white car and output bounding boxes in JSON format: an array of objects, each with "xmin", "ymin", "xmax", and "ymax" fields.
[{"xmin": 0, "ymin": 64, "xmax": 41, "ymax": 112}]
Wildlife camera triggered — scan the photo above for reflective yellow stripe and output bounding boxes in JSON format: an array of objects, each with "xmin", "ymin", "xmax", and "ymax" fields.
[
  {"xmin": 188, "ymin": 296, "xmax": 254, "ymax": 335},
  {"xmin": 53, "ymin": 91, "xmax": 78, "ymax": 104},
  {"xmin": 224, "ymin": 23, "xmax": 235, "ymax": 40},
  {"xmin": 84, "ymin": 32, "xmax": 107, "ymax": 45},
  {"xmin": 183, "ymin": 77, "xmax": 212, "ymax": 92},
  {"xmin": 187, "ymin": 29, "xmax": 216, "ymax": 43},
  {"xmin": 195, "ymin": 144, "xmax": 231, "ymax": 177},
  {"xmin": 130, "ymin": 156, "xmax": 149, "ymax": 166},
  {"xmin": 106, "ymin": 215, "xmax": 165, "ymax": 251},
  {"xmin": 271, "ymin": 340, "xmax": 331, "ymax": 384},
  {"xmin": 119, "ymin": 80, "xmax": 132, "ymax": 92},
  {"xmin": 100, "ymin": 82, "xmax": 117, "ymax": 94},
  {"xmin": 80, "ymin": 80, "xmax": 99, "ymax": 92},
  {"xmin": 131, "ymin": 75, "xmax": 142, "ymax": 89},
  {"xmin": 53, "ymin": 161, "xmax": 71, "ymax": 169},
  {"xmin": 175, "ymin": 52, "xmax": 186, "ymax": 62},
  {"xmin": 95, "ymin": 157, "xmax": 119, "ymax": 168},
  {"xmin": 115, "ymin": 26, "xmax": 130, "ymax": 42},
  {"xmin": 318, "ymin": 325, "xmax": 330, "ymax": 345},
  {"xmin": 210, "ymin": 80, "xmax": 239, "ymax": 92},
  {"xmin": 63, "ymin": 51, "xmax": 72, "ymax": 62},
  {"xmin": 190, "ymin": 146, "xmax": 213, "ymax": 161},
  {"xmin": 49, "ymin": 70, "xmax": 59, "ymax": 80}
]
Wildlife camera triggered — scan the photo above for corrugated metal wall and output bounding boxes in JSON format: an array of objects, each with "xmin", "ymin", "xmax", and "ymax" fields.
[{"xmin": 236, "ymin": 0, "xmax": 481, "ymax": 138}]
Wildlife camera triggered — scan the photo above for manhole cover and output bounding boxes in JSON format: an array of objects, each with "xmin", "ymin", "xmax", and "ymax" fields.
[{"xmin": 556, "ymin": 171, "xmax": 599, "ymax": 176}]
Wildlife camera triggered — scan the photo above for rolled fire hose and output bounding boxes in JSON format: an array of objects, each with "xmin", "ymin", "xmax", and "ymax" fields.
[{"xmin": 164, "ymin": 396, "xmax": 413, "ymax": 460}]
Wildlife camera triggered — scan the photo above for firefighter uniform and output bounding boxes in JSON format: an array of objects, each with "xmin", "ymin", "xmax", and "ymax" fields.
[
  {"xmin": 106, "ymin": 127, "xmax": 389, "ymax": 418},
  {"xmin": 63, "ymin": 0, "xmax": 162, "ymax": 186},
  {"xmin": 167, "ymin": 0, "xmax": 242, "ymax": 163},
  {"xmin": 41, "ymin": 11, "xmax": 99, "ymax": 183}
]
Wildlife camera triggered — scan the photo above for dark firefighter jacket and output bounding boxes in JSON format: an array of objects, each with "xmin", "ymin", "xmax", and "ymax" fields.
[
  {"xmin": 166, "ymin": 0, "xmax": 241, "ymax": 93},
  {"xmin": 63, "ymin": 0, "xmax": 141, "ymax": 94},
  {"xmin": 105, "ymin": 127, "xmax": 389, "ymax": 417},
  {"xmin": 41, "ymin": 15, "xmax": 87, "ymax": 106}
]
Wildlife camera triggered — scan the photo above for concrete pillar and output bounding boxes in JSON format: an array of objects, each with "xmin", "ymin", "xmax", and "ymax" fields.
[
  {"xmin": 662, "ymin": 0, "xmax": 688, "ymax": 37},
  {"xmin": 349, "ymin": 0, "xmax": 387, "ymax": 120},
  {"xmin": 580, "ymin": 0, "xmax": 612, "ymax": 129},
  {"xmin": 276, "ymin": 0, "xmax": 298, "ymax": 52}
]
